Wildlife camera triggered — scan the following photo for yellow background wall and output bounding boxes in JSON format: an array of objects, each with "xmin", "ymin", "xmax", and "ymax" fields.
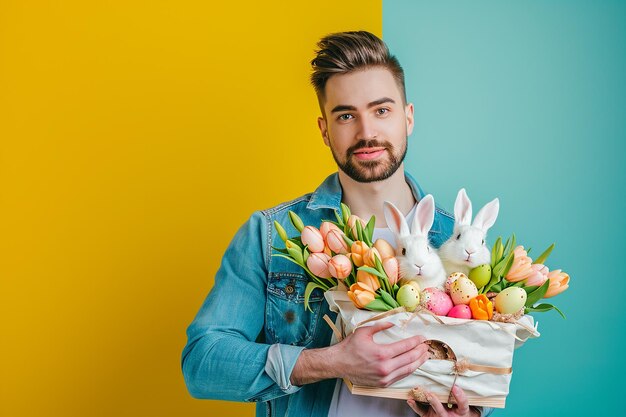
[{"xmin": 0, "ymin": 1, "xmax": 380, "ymax": 415}]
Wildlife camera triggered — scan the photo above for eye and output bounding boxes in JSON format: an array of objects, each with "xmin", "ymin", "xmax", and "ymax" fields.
[
  {"xmin": 456, "ymin": 233, "xmax": 461, "ymax": 240},
  {"xmin": 376, "ymin": 108, "xmax": 389, "ymax": 116},
  {"xmin": 427, "ymin": 246, "xmax": 430, "ymax": 253},
  {"xmin": 338, "ymin": 114, "xmax": 353, "ymax": 121},
  {"xmin": 402, "ymin": 248, "xmax": 406, "ymax": 256},
  {"xmin": 482, "ymin": 239, "xmax": 485, "ymax": 245}
]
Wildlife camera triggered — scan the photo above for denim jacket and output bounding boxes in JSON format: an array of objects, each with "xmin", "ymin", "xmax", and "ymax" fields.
[{"xmin": 182, "ymin": 172, "xmax": 457, "ymax": 417}]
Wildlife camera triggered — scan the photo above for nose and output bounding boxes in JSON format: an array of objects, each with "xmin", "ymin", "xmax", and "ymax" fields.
[
  {"xmin": 465, "ymin": 249, "xmax": 474, "ymax": 256},
  {"xmin": 357, "ymin": 116, "xmax": 378, "ymax": 140}
]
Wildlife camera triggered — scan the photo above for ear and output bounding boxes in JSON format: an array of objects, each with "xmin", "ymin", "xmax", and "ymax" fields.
[
  {"xmin": 405, "ymin": 102, "xmax": 414, "ymax": 136},
  {"xmin": 473, "ymin": 198, "xmax": 500, "ymax": 231},
  {"xmin": 411, "ymin": 194, "xmax": 435, "ymax": 236},
  {"xmin": 318, "ymin": 117, "xmax": 330, "ymax": 147},
  {"xmin": 383, "ymin": 201, "xmax": 410, "ymax": 237},
  {"xmin": 454, "ymin": 188, "xmax": 472, "ymax": 226}
]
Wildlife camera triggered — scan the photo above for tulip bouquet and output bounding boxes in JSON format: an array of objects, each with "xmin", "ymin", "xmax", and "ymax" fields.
[
  {"xmin": 272, "ymin": 203, "xmax": 403, "ymax": 312},
  {"xmin": 477, "ymin": 235, "xmax": 570, "ymax": 319}
]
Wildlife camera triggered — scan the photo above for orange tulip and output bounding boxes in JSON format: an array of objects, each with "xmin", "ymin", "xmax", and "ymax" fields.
[
  {"xmin": 525, "ymin": 263, "xmax": 549, "ymax": 287},
  {"xmin": 301, "ymin": 226, "xmax": 325, "ymax": 253},
  {"xmin": 469, "ymin": 294, "xmax": 493, "ymax": 320},
  {"xmin": 544, "ymin": 270, "xmax": 570, "ymax": 298},
  {"xmin": 356, "ymin": 269, "xmax": 381, "ymax": 291},
  {"xmin": 306, "ymin": 252, "xmax": 332, "ymax": 279},
  {"xmin": 348, "ymin": 282, "xmax": 377, "ymax": 309},
  {"xmin": 374, "ymin": 238, "xmax": 396, "ymax": 260},
  {"xmin": 326, "ymin": 229, "xmax": 349, "ymax": 254},
  {"xmin": 320, "ymin": 221, "xmax": 341, "ymax": 239},
  {"xmin": 363, "ymin": 247, "xmax": 381, "ymax": 268},
  {"xmin": 347, "ymin": 215, "xmax": 367, "ymax": 238},
  {"xmin": 350, "ymin": 241, "xmax": 369, "ymax": 267},
  {"xmin": 505, "ymin": 246, "xmax": 534, "ymax": 282}
]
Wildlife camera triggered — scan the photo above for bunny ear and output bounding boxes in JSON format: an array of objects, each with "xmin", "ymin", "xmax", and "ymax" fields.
[
  {"xmin": 454, "ymin": 188, "xmax": 472, "ymax": 226},
  {"xmin": 473, "ymin": 198, "xmax": 500, "ymax": 231},
  {"xmin": 411, "ymin": 195, "xmax": 435, "ymax": 236},
  {"xmin": 383, "ymin": 201, "xmax": 410, "ymax": 237}
]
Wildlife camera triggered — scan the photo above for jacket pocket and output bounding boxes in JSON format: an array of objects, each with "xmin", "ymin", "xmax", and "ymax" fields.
[{"xmin": 266, "ymin": 272, "xmax": 324, "ymax": 346}]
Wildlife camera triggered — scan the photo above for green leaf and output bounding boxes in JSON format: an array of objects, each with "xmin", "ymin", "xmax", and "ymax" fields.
[
  {"xmin": 355, "ymin": 218, "xmax": 364, "ymax": 242},
  {"xmin": 364, "ymin": 298, "xmax": 393, "ymax": 311},
  {"xmin": 334, "ymin": 210, "xmax": 344, "ymax": 227},
  {"xmin": 489, "ymin": 281, "xmax": 504, "ymax": 293},
  {"xmin": 273, "ymin": 253, "xmax": 305, "ymax": 269},
  {"xmin": 525, "ymin": 280, "xmax": 550, "ymax": 307},
  {"xmin": 342, "ymin": 234, "xmax": 355, "ymax": 248},
  {"xmin": 533, "ymin": 243, "xmax": 555, "ymax": 265},
  {"xmin": 525, "ymin": 303, "xmax": 566, "ymax": 319},
  {"xmin": 304, "ymin": 282, "xmax": 326, "ymax": 312},
  {"xmin": 500, "ymin": 250, "xmax": 515, "ymax": 277},
  {"xmin": 364, "ymin": 216, "xmax": 376, "ymax": 245},
  {"xmin": 302, "ymin": 246, "xmax": 310, "ymax": 263},
  {"xmin": 286, "ymin": 246, "xmax": 304, "ymax": 265},
  {"xmin": 341, "ymin": 203, "xmax": 351, "ymax": 223},
  {"xmin": 271, "ymin": 246, "xmax": 289, "ymax": 255},
  {"xmin": 358, "ymin": 266, "xmax": 387, "ymax": 279},
  {"xmin": 379, "ymin": 289, "xmax": 400, "ymax": 308},
  {"xmin": 490, "ymin": 238, "xmax": 500, "ymax": 268},
  {"xmin": 523, "ymin": 285, "xmax": 540, "ymax": 294}
]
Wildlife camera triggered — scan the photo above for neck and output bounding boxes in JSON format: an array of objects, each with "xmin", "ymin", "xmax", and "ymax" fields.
[{"xmin": 338, "ymin": 165, "xmax": 417, "ymax": 228}]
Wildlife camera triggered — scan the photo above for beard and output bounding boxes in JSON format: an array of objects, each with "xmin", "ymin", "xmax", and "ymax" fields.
[{"xmin": 329, "ymin": 138, "xmax": 408, "ymax": 183}]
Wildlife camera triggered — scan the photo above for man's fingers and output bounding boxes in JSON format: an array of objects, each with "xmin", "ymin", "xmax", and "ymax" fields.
[
  {"xmin": 426, "ymin": 392, "xmax": 448, "ymax": 416},
  {"xmin": 450, "ymin": 385, "xmax": 470, "ymax": 415},
  {"xmin": 382, "ymin": 334, "xmax": 426, "ymax": 358},
  {"xmin": 407, "ymin": 399, "xmax": 426, "ymax": 416},
  {"xmin": 360, "ymin": 321, "xmax": 394, "ymax": 336},
  {"xmin": 382, "ymin": 345, "xmax": 430, "ymax": 386}
]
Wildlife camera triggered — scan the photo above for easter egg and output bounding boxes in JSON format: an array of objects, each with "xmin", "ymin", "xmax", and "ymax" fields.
[
  {"xmin": 445, "ymin": 272, "xmax": 467, "ymax": 294},
  {"xmin": 447, "ymin": 304, "xmax": 472, "ymax": 319},
  {"xmin": 469, "ymin": 264, "xmax": 492, "ymax": 289},
  {"xmin": 495, "ymin": 287, "xmax": 527, "ymax": 314},
  {"xmin": 397, "ymin": 284, "xmax": 421, "ymax": 312},
  {"xmin": 422, "ymin": 287, "xmax": 453, "ymax": 316},
  {"xmin": 450, "ymin": 277, "xmax": 478, "ymax": 305}
]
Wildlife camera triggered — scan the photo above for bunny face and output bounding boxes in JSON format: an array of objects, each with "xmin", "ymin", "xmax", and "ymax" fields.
[
  {"xmin": 440, "ymin": 188, "xmax": 499, "ymax": 276},
  {"xmin": 383, "ymin": 195, "xmax": 447, "ymax": 289}
]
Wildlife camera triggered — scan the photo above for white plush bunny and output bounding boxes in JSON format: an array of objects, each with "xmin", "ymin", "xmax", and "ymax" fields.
[
  {"xmin": 383, "ymin": 195, "xmax": 447, "ymax": 289},
  {"xmin": 439, "ymin": 188, "xmax": 500, "ymax": 276}
]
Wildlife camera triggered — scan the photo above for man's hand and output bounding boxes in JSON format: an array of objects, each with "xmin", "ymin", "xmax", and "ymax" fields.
[
  {"xmin": 290, "ymin": 321, "xmax": 430, "ymax": 387},
  {"xmin": 407, "ymin": 385, "xmax": 480, "ymax": 417}
]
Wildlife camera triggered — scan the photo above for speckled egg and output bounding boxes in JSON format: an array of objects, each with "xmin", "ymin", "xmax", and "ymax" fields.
[
  {"xmin": 445, "ymin": 272, "xmax": 467, "ymax": 294},
  {"xmin": 397, "ymin": 284, "xmax": 421, "ymax": 312},
  {"xmin": 422, "ymin": 287, "xmax": 454, "ymax": 316},
  {"xmin": 450, "ymin": 276, "xmax": 478, "ymax": 305},
  {"xmin": 495, "ymin": 287, "xmax": 527, "ymax": 314},
  {"xmin": 447, "ymin": 304, "xmax": 473, "ymax": 319}
]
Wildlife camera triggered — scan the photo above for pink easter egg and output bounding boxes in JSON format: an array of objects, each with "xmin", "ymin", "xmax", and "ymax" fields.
[
  {"xmin": 423, "ymin": 287, "xmax": 453, "ymax": 316},
  {"xmin": 447, "ymin": 304, "xmax": 473, "ymax": 319}
]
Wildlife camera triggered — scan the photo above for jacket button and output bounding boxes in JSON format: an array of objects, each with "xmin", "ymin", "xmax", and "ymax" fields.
[{"xmin": 285, "ymin": 284, "xmax": 295, "ymax": 294}]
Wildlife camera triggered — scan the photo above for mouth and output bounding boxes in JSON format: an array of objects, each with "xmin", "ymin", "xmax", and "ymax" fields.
[{"xmin": 352, "ymin": 147, "xmax": 386, "ymax": 161}]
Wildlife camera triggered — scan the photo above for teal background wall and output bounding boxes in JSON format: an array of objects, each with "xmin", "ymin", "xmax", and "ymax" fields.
[{"xmin": 384, "ymin": 1, "xmax": 625, "ymax": 416}]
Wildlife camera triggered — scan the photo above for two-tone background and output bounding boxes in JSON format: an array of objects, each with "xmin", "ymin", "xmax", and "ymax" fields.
[{"xmin": 1, "ymin": 1, "xmax": 624, "ymax": 416}]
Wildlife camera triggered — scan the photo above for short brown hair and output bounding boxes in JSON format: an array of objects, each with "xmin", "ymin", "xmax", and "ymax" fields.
[{"xmin": 310, "ymin": 31, "xmax": 406, "ymax": 105}]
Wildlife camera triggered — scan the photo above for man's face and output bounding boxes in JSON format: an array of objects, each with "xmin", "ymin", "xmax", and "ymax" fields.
[{"xmin": 318, "ymin": 67, "xmax": 414, "ymax": 183}]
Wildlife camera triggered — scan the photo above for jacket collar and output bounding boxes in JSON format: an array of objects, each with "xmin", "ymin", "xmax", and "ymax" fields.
[{"xmin": 306, "ymin": 171, "xmax": 426, "ymax": 211}]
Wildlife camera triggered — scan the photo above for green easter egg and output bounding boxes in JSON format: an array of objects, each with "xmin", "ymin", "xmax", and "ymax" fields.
[
  {"xmin": 469, "ymin": 264, "xmax": 492, "ymax": 289},
  {"xmin": 396, "ymin": 285, "xmax": 420, "ymax": 312}
]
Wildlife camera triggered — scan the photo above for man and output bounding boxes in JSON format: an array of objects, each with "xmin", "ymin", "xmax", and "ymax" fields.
[{"xmin": 182, "ymin": 31, "xmax": 489, "ymax": 417}]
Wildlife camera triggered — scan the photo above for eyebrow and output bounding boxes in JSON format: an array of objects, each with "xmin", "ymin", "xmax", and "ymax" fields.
[{"xmin": 330, "ymin": 97, "xmax": 396, "ymax": 113}]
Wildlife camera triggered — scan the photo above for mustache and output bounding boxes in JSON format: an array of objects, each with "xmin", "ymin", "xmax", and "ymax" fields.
[{"xmin": 347, "ymin": 140, "xmax": 393, "ymax": 155}]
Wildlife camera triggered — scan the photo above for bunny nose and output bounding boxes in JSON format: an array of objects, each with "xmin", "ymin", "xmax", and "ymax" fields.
[{"xmin": 465, "ymin": 249, "xmax": 474, "ymax": 256}]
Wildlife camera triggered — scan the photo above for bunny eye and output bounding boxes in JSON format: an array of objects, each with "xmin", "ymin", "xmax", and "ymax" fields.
[
  {"xmin": 482, "ymin": 239, "xmax": 485, "ymax": 245},
  {"xmin": 427, "ymin": 246, "xmax": 430, "ymax": 253},
  {"xmin": 402, "ymin": 248, "xmax": 406, "ymax": 256},
  {"xmin": 456, "ymin": 233, "xmax": 461, "ymax": 240}
]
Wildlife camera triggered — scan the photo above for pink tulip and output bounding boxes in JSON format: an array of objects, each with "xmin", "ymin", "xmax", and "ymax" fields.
[
  {"xmin": 301, "ymin": 226, "xmax": 325, "ymax": 253},
  {"xmin": 348, "ymin": 282, "xmax": 376, "ymax": 309},
  {"xmin": 328, "ymin": 254, "xmax": 352, "ymax": 279},
  {"xmin": 525, "ymin": 263, "xmax": 549, "ymax": 287},
  {"xmin": 374, "ymin": 238, "xmax": 396, "ymax": 260},
  {"xmin": 382, "ymin": 257, "xmax": 399, "ymax": 285},
  {"xmin": 347, "ymin": 215, "xmax": 367, "ymax": 238},
  {"xmin": 356, "ymin": 269, "xmax": 381, "ymax": 291},
  {"xmin": 544, "ymin": 270, "xmax": 570, "ymax": 298},
  {"xmin": 320, "ymin": 222, "xmax": 341, "ymax": 239},
  {"xmin": 505, "ymin": 246, "xmax": 535, "ymax": 282},
  {"xmin": 306, "ymin": 252, "xmax": 332, "ymax": 278},
  {"xmin": 326, "ymin": 229, "xmax": 349, "ymax": 254}
]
